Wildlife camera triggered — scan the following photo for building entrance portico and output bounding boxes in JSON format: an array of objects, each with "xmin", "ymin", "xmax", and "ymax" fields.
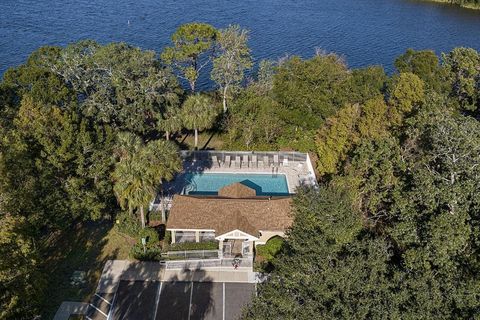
[
  {"xmin": 222, "ymin": 239, "xmax": 252, "ymax": 258},
  {"xmin": 216, "ymin": 229, "xmax": 257, "ymax": 259}
]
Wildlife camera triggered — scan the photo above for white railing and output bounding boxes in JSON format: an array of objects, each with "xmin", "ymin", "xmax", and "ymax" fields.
[
  {"xmin": 165, "ymin": 250, "xmax": 220, "ymax": 260},
  {"xmin": 149, "ymin": 196, "xmax": 173, "ymax": 212},
  {"xmin": 180, "ymin": 150, "xmax": 309, "ymax": 165},
  {"xmin": 164, "ymin": 257, "xmax": 253, "ymax": 270}
]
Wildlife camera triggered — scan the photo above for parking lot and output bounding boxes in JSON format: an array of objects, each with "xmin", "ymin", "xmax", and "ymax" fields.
[{"xmin": 109, "ymin": 280, "xmax": 255, "ymax": 320}]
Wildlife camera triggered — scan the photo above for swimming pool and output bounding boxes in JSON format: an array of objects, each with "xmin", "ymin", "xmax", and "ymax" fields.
[{"xmin": 180, "ymin": 173, "xmax": 290, "ymax": 196}]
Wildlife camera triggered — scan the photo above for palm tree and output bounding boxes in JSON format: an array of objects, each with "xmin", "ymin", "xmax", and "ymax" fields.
[
  {"xmin": 112, "ymin": 159, "xmax": 152, "ymax": 228},
  {"xmin": 158, "ymin": 106, "xmax": 183, "ymax": 141},
  {"xmin": 114, "ymin": 131, "xmax": 143, "ymax": 161},
  {"xmin": 181, "ymin": 94, "xmax": 218, "ymax": 149},
  {"xmin": 112, "ymin": 134, "xmax": 181, "ymax": 228}
]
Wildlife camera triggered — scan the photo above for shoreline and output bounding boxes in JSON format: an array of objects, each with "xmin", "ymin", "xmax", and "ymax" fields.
[{"xmin": 417, "ymin": 0, "xmax": 480, "ymax": 10}]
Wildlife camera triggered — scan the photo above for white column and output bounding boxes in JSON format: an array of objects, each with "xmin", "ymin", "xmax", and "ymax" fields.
[
  {"xmin": 171, "ymin": 230, "xmax": 176, "ymax": 244},
  {"xmin": 195, "ymin": 230, "xmax": 200, "ymax": 242},
  {"xmin": 218, "ymin": 240, "xmax": 223, "ymax": 258}
]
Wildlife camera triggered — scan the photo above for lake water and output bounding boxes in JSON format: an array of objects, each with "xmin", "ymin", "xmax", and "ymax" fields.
[{"xmin": 1, "ymin": 0, "xmax": 480, "ymax": 88}]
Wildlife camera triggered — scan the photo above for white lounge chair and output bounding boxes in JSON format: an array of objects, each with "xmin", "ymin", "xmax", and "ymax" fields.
[
  {"xmin": 224, "ymin": 155, "xmax": 231, "ymax": 168},
  {"xmin": 243, "ymin": 155, "xmax": 249, "ymax": 168},
  {"xmin": 251, "ymin": 155, "xmax": 258, "ymax": 168},
  {"xmin": 235, "ymin": 156, "xmax": 241, "ymax": 168},
  {"xmin": 263, "ymin": 156, "xmax": 269, "ymax": 168},
  {"xmin": 212, "ymin": 155, "xmax": 220, "ymax": 168},
  {"xmin": 273, "ymin": 154, "xmax": 279, "ymax": 167}
]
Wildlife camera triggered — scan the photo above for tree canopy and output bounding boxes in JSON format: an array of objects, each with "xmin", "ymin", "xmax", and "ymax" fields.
[
  {"xmin": 112, "ymin": 134, "xmax": 181, "ymax": 228},
  {"xmin": 245, "ymin": 48, "xmax": 480, "ymax": 319},
  {"xmin": 181, "ymin": 94, "xmax": 219, "ymax": 149},
  {"xmin": 211, "ymin": 24, "xmax": 252, "ymax": 112},
  {"xmin": 1, "ymin": 26, "xmax": 480, "ymax": 319},
  {"xmin": 162, "ymin": 22, "xmax": 218, "ymax": 92}
]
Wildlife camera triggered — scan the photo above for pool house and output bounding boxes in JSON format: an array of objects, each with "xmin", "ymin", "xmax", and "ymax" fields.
[
  {"xmin": 166, "ymin": 182, "xmax": 293, "ymax": 258},
  {"xmin": 156, "ymin": 150, "xmax": 317, "ymax": 265}
]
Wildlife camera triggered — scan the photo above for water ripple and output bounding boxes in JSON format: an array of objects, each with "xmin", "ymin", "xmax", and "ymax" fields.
[{"xmin": 1, "ymin": 0, "xmax": 480, "ymax": 86}]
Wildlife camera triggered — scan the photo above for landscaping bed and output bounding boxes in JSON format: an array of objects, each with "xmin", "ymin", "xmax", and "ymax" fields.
[{"xmin": 166, "ymin": 241, "xmax": 219, "ymax": 251}]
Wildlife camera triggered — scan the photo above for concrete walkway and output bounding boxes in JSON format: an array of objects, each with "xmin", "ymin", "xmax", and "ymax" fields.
[
  {"xmin": 53, "ymin": 301, "xmax": 89, "ymax": 320},
  {"xmin": 97, "ymin": 260, "xmax": 257, "ymax": 289},
  {"xmin": 163, "ymin": 268, "xmax": 253, "ymax": 282}
]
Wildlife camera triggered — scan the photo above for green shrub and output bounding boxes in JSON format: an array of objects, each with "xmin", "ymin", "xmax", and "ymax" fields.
[
  {"xmin": 130, "ymin": 227, "xmax": 162, "ymax": 261},
  {"xmin": 256, "ymin": 236, "xmax": 285, "ymax": 261},
  {"xmin": 167, "ymin": 241, "xmax": 218, "ymax": 252},
  {"xmin": 149, "ymin": 210, "xmax": 164, "ymax": 222},
  {"xmin": 116, "ymin": 211, "xmax": 141, "ymax": 238},
  {"xmin": 138, "ymin": 226, "xmax": 160, "ymax": 243},
  {"xmin": 130, "ymin": 243, "xmax": 162, "ymax": 261},
  {"xmin": 163, "ymin": 230, "xmax": 172, "ymax": 245}
]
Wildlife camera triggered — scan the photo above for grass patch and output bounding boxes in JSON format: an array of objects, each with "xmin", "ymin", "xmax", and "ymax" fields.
[
  {"xmin": 40, "ymin": 221, "xmax": 133, "ymax": 319},
  {"xmin": 175, "ymin": 131, "xmax": 225, "ymax": 150}
]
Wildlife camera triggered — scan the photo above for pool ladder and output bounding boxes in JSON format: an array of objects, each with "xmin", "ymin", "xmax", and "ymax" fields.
[
  {"xmin": 271, "ymin": 166, "xmax": 278, "ymax": 177},
  {"xmin": 183, "ymin": 181, "xmax": 197, "ymax": 194}
]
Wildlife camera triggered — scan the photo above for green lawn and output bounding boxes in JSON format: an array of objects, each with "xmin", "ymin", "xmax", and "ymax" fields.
[
  {"xmin": 40, "ymin": 221, "xmax": 133, "ymax": 319},
  {"xmin": 175, "ymin": 131, "xmax": 226, "ymax": 150}
]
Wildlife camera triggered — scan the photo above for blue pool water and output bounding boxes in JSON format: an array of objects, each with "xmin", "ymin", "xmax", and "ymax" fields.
[{"xmin": 182, "ymin": 173, "xmax": 290, "ymax": 196}]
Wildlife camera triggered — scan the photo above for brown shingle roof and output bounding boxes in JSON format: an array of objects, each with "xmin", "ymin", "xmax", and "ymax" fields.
[
  {"xmin": 218, "ymin": 182, "xmax": 257, "ymax": 198},
  {"xmin": 167, "ymin": 195, "xmax": 293, "ymax": 237}
]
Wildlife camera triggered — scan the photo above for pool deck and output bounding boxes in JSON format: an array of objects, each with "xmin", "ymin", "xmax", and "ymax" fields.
[
  {"xmin": 153, "ymin": 152, "xmax": 318, "ymax": 207},
  {"xmin": 191, "ymin": 162, "xmax": 314, "ymax": 194}
]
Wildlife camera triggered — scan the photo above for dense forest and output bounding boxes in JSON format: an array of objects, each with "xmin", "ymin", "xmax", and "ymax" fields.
[
  {"xmin": 243, "ymin": 48, "xmax": 480, "ymax": 318},
  {"xmin": 0, "ymin": 21, "xmax": 479, "ymax": 319}
]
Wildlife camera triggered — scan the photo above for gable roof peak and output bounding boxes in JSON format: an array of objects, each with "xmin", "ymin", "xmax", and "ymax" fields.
[{"xmin": 218, "ymin": 182, "xmax": 257, "ymax": 198}]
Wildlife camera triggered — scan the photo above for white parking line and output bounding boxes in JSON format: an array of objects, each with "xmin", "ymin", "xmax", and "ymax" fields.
[
  {"xmin": 188, "ymin": 282, "xmax": 194, "ymax": 320},
  {"xmin": 223, "ymin": 282, "xmax": 226, "ymax": 320},
  {"xmin": 89, "ymin": 303, "xmax": 108, "ymax": 317},
  {"xmin": 153, "ymin": 282, "xmax": 163, "ymax": 320},
  {"xmin": 107, "ymin": 287, "xmax": 118, "ymax": 320},
  {"xmin": 95, "ymin": 293, "xmax": 112, "ymax": 305}
]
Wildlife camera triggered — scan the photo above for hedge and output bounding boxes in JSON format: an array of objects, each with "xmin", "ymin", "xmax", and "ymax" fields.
[
  {"xmin": 130, "ymin": 226, "xmax": 162, "ymax": 261},
  {"xmin": 256, "ymin": 236, "xmax": 285, "ymax": 261},
  {"xmin": 167, "ymin": 241, "xmax": 218, "ymax": 252}
]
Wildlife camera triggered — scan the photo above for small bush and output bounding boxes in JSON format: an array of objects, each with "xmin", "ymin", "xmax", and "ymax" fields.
[
  {"xmin": 130, "ymin": 243, "xmax": 162, "ymax": 261},
  {"xmin": 167, "ymin": 241, "xmax": 218, "ymax": 252},
  {"xmin": 138, "ymin": 226, "xmax": 160, "ymax": 243},
  {"xmin": 130, "ymin": 227, "xmax": 162, "ymax": 261},
  {"xmin": 256, "ymin": 236, "xmax": 285, "ymax": 261},
  {"xmin": 149, "ymin": 210, "xmax": 164, "ymax": 222},
  {"xmin": 163, "ymin": 230, "xmax": 172, "ymax": 244},
  {"xmin": 116, "ymin": 211, "xmax": 142, "ymax": 238}
]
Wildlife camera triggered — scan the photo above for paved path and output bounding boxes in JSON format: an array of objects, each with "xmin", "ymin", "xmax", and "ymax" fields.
[
  {"xmin": 97, "ymin": 260, "xmax": 256, "ymax": 292},
  {"xmin": 163, "ymin": 268, "xmax": 253, "ymax": 283},
  {"xmin": 53, "ymin": 301, "xmax": 89, "ymax": 320}
]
